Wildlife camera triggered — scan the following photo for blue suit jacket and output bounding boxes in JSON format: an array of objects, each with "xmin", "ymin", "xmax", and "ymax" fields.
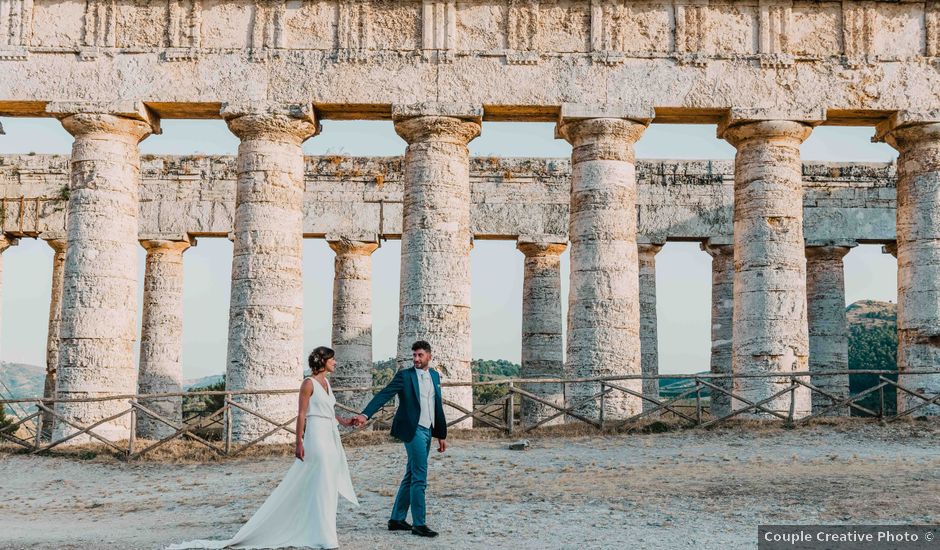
[{"xmin": 362, "ymin": 367, "xmax": 447, "ymax": 443}]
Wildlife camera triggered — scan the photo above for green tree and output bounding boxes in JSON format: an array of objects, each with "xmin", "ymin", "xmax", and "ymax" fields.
[
  {"xmin": 0, "ymin": 403, "xmax": 12, "ymax": 432},
  {"xmin": 183, "ymin": 377, "xmax": 226, "ymax": 415},
  {"xmin": 848, "ymin": 322, "xmax": 898, "ymax": 416}
]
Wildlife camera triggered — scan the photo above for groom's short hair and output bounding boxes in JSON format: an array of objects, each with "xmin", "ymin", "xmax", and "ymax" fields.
[{"xmin": 412, "ymin": 340, "xmax": 432, "ymax": 353}]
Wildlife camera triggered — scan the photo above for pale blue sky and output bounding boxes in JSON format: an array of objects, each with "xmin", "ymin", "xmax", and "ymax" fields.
[{"xmin": 0, "ymin": 119, "xmax": 898, "ymax": 378}]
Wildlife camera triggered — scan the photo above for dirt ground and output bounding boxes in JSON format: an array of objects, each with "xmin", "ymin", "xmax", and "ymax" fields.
[{"xmin": 1, "ymin": 420, "xmax": 938, "ymax": 550}]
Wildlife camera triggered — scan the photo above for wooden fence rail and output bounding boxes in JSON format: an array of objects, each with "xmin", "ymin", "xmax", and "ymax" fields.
[{"xmin": 1, "ymin": 369, "xmax": 937, "ymax": 460}]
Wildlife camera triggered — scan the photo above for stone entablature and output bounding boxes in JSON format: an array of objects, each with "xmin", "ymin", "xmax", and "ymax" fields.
[
  {"xmin": 0, "ymin": 155, "xmax": 897, "ymax": 244},
  {"xmin": 1, "ymin": 1, "xmax": 940, "ymax": 119}
]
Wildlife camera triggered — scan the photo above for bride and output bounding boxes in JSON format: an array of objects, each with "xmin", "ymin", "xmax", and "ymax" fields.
[{"xmin": 167, "ymin": 346, "xmax": 359, "ymax": 549}]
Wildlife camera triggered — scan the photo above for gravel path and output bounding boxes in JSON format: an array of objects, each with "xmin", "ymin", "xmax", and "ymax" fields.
[{"xmin": 2, "ymin": 421, "xmax": 938, "ymax": 549}]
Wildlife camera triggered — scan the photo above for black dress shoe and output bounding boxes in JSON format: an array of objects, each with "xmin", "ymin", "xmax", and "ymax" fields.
[
  {"xmin": 388, "ymin": 519, "xmax": 412, "ymax": 531},
  {"xmin": 412, "ymin": 525, "xmax": 439, "ymax": 537}
]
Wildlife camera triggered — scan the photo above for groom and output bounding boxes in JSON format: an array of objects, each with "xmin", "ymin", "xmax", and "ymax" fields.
[{"xmin": 352, "ymin": 340, "xmax": 448, "ymax": 538}]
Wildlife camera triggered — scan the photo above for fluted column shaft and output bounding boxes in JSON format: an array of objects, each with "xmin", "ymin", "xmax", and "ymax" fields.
[
  {"xmin": 224, "ymin": 109, "xmax": 318, "ymax": 443},
  {"xmin": 806, "ymin": 245, "xmax": 852, "ymax": 415},
  {"xmin": 638, "ymin": 243, "xmax": 663, "ymax": 412},
  {"xmin": 53, "ymin": 113, "xmax": 155, "ymax": 443},
  {"xmin": 394, "ymin": 115, "xmax": 480, "ymax": 428},
  {"xmin": 41, "ymin": 238, "xmax": 66, "ymax": 439},
  {"xmin": 722, "ymin": 120, "xmax": 813, "ymax": 418},
  {"xmin": 328, "ymin": 238, "xmax": 378, "ymax": 414},
  {"xmin": 517, "ymin": 239, "xmax": 566, "ymax": 426},
  {"xmin": 880, "ymin": 123, "xmax": 940, "ymax": 415},
  {"xmin": 558, "ymin": 118, "xmax": 647, "ymax": 420},
  {"xmin": 702, "ymin": 243, "xmax": 734, "ymax": 418},
  {"xmin": 137, "ymin": 239, "xmax": 191, "ymax": 439}
]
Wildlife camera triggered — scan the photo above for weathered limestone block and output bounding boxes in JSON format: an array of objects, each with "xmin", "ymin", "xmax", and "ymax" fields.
[
  {"xmin": 51, "ymin": 109, "xmax": 156, "ymax": 444},
  {"xmin": 224, "ymin": 104, "xmax": 319, "ymax": 443},
  {"xmin": 721, "ymin": 120, "xmax": 813, "ymax": 419},
  {"xmin": 41, "ymin": 237, "xmax": 66, "ymax": 439},
  {"xmin": 876, "ymin": 118, "xmax": 940, "ymax": 415},
  {"xmin": 806, "ymin": 245, "xmax": 853, "ymax": 416},
  {"xmin": 517, "ymin": 236, "xmax": 566, "ymax": 427},
  {"xmin": 394, "ymin": 106, "xmax": 480, "ymax": 429},
  {"xmin": 137, "ymin": 238, "xmax": 191, "ymax": 439},
  {"xmin": 701, "ymin": 242, "xmax": 734, "ymax": 418},
  {"xmin": 638, "ymin": 242, "xmax": 663, "ymax": 412},
  {"xmin": 0, "ymin": 154, "xmax": 900, "ymax": 245},
  {"xmin": 558, "ymin": 114, "xmax": 647, "ymax": 421},
  {"xmin": 328, "ymin": 236, "xmax": 378, "ymax": 415},
  {"xmin": 5, "ymin": 1, "xmax": 940, "ymax": 116}
]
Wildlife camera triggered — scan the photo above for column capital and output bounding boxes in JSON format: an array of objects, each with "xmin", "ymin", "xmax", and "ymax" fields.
[
  {"xmin": 517, "ymin": 235, "xmax": 567, "ymax": 257},
  {"xmin": 0, "ymin": 120, "xmax": 4, "ymax": 135},
  {"xmin": 327, "ymin": 236, "xmax": 379, "ymax": 256},
  {"xmin": 700, "ymin": 241, "xmax": 734, "ymax": 258},
  {"xmin": 222, "ymin": 102, "xmax": 320, "ymax": 144},
  {"xmin": 873, "ymin": 111, "xmax": 940, "ymax": 152},
  {"xmin": 43, "ymin": 237, "xmax": 67, "ymax": 253},
  {"xmin": 555, "ymin": 117, "xmax": 648, "ymax": 162},
  {"xmin": 392, "ymin": 102, "xmax": 483, "ymax": 123},
  {"xmin": 0, "ymin": 234, "xmax": 18, "ymax": 252},
  {"xmin": 805, "ymin": 244, "xmax": 854, "ymax": 261},
  {"xmin": 637, "ymin": 242, "xmax": 664, "ymax": 257},
  {"xmin": 718, "ymin": 119, "xmax": 814, "ymax": 148},
  {"xmin": 140, "ymin": 238, "xmax": 193, "ymax": 255},
  {"xmin": 882, "ymin": 242, "xmax": 898, "ymax": 258},
  {"xmin": 393, "ymin": 115, "xmax": 481, "ymax": 146},
  {"xmin": 47, "ymin": 101, "xmax": 160, "ymax": 142}
]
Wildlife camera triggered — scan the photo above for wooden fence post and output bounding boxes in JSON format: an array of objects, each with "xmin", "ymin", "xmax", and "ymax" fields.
[
  {"xmin": 224, "ymin": 397, "xmax": 233, "ymax": 455},
  {"xmin": 33, "ymin": 402, "xmax": 42, "ymax": 450},
  {"xmin": 507, "ymin": 382, "xmax": 515, "ymax": 435},
  {"xmin": 787, "ymin": 378, "xmax": 796, "ymax": 427},
  {"xmin": 695, "ymin": 379, "xmax": 702, "ymax": 425},
  {"xmin": 128, "ymin": 400, "xmax": 137, "ymax": 458}
]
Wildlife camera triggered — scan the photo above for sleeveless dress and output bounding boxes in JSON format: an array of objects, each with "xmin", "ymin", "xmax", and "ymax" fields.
[{"xmin": 167, "ymin": 378, "xmax": 359, "ymax": 549}]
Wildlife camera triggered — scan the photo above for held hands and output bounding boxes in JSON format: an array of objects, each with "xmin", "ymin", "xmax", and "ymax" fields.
[{"xmin": 350, "ymin": 414, "xmax": 368, "ymax": 428}]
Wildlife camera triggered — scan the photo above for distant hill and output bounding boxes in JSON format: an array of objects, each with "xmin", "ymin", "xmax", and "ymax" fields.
[
  {"xmin": 183, "ymin": 374, "xmax": 224, "ymax": 390},
  {"xmin": 0, "ymin": 362, "xmax": 45, "ymax": 399},
  {"xmin": 847, "ymin": 299, "xmax": 897, "ymax": 329}
]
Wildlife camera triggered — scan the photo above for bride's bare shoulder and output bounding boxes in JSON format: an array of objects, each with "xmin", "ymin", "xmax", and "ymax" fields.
[{"xmin": 299, "ymin": 377, "xmax": 314, "ymax": 394}]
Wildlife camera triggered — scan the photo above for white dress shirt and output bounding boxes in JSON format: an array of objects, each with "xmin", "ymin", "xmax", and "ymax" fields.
[{"xmin": 416, "ymin": 368, "xmax": 435, "ymax": 429}]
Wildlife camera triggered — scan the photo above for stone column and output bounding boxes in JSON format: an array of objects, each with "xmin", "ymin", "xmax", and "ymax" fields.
[
  {"xmin": 0, "ymin": 234, "xmax": 17, "ymax": 364},
  {"xmin": 720, "ymin": 119, "xmax": 813, "ymax": 419},
  {"xmin": 557, "ymin": 108, "xmax": 648, "ymax": 421},
  {"xmin": 876, "ymin": 117, "xmax": 940, "ymax": 415},
  {"xmin": 137, "ymin": 238, "xmax": 192, "ymax": 439},
  {"xmin": 49, "ymin": 105, "xmax": 158, "ymax": 443},
  {"xmin": 41, "ymin": 237, "xmax": 66, "ymax": 439},
  {"xmin": 223, "ymin": 103, "xmax": 319, "ymax": 443},
  {"xmin": 517, "ymin": 236, "xmax": 567, "ymax": 426},
  {"xmin": 327, "ymin": 236, "xmax": 379, "ymax": 415},
  {"xmin": 638, "ymin": 243, "xmax": 663, "ymax": 412},
  {"xmin": 806, "ymin": 244, "xmax": 853, "ymax": 415},
  {"xmin": 393, "ymin": 104, "xmax": 481, "ymax": 428},
  {"xmin": 701, "ymin": 242, "xmax": 734, "ymax": 418}
]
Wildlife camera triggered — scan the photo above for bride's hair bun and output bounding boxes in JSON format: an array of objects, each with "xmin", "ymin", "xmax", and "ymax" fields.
[{"xmin": 308, "ymin": 346, "xmax": 335, "ymax": 376}]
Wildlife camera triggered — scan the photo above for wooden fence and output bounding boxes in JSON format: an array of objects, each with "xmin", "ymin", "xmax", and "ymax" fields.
[{"xmin": 1, "ymin": 369, "xmax": 938, "ymax": 460}]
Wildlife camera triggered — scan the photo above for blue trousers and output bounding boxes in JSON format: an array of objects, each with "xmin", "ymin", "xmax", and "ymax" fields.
[{"xmin": 391, "ymin": 425, "xmax": 432, "ymax": 526}]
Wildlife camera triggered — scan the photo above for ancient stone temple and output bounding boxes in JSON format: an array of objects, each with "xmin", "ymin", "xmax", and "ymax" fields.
[{"xmin": 1, "ymin": 0, "xmax": 937, "ymax": 442}]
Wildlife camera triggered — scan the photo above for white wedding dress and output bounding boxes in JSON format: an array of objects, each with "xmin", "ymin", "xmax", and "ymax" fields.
[{"xmin": 167, "ymin": 378, "xmax": 359, "ymax": 549}]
